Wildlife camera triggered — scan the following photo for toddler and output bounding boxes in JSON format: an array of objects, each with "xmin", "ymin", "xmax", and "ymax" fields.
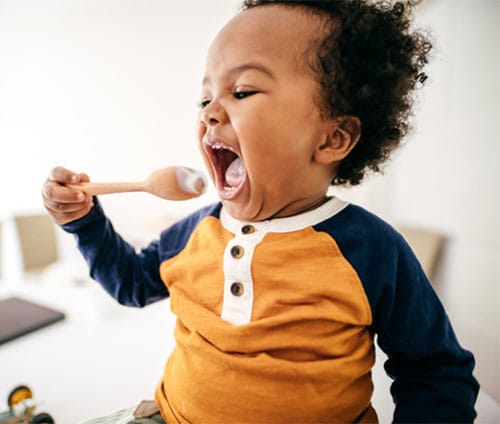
[{"xmin": 43, "ymin": 0, "xmax": 479, "ymax": 422}]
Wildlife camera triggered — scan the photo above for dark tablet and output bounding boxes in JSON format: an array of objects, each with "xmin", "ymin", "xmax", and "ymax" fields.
[{"xmin": 0, "ymin": 296, "xmax": 65, "ymax": 345}]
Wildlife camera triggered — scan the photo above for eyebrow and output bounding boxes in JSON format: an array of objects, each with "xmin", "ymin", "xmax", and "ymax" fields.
[{"xmin": 202, "ymin": 62, "xmax": 276, "ymax": 86}]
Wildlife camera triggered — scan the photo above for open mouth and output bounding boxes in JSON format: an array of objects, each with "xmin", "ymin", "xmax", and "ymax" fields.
[{"xmin": 204, "ymin": 140, "xmax": 246, "ymax": 199}]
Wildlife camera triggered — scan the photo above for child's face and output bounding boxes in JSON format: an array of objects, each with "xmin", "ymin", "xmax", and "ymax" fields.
[{"xmin": 197, "ymin": 5, "xmax": 336, "ymax": 222}]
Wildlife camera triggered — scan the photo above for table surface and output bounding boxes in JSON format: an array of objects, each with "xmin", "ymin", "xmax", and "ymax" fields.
[
  {"xmin": 0, "ymin": 264, "xmax": 175, "ymax": 423},
  {"xmin": 0, "ymin": 262, "xmax": 498, "ymax": 423}
]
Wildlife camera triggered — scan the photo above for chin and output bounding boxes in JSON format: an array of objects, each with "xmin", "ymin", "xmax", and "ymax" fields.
[{"xmin": 222, "ymin": 200, "xmax": 263, "ymax": 222}]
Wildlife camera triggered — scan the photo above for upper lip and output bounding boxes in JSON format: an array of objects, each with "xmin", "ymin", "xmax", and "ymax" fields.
[{"xmin": 202, "ymin": 135, "xmax": 238, "ymax": 154}]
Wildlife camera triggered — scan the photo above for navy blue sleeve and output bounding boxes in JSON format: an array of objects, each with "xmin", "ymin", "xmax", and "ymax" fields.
[
  {"xmin": 376, "ymin": 237, "xmax": 479, "ymax": 423},
  {"xmin": 316, "ymin": 205, "xmax": 479, "ymax": 423},
  {"xmin": 62, "ymin": 198, "xmax": 169, "ymax": 307}
]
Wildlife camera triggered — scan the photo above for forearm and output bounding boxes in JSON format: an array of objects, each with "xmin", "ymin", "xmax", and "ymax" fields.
[
  {"xmin": 371, "ymin": 235, "xmax": 479, "ymax": 422},
  {"xmin": 62, "ymin": 199, "xmax": 168, "ymax": 306},
  {"xmin": 384, "ymin": 348, "xmax": 478, "ymax": 422}
]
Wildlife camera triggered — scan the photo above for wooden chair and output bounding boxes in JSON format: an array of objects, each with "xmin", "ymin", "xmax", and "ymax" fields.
[
  {"xmin": 14, "ymin": 213, "xmax": 59, "ymax": 272},
  {"xmin": 398, "ymin": 225, "xmax": 445, "ymax": 280},
  {"xmin": 0, "ymin": 220, "xmax": 2, "ymax": 278}
]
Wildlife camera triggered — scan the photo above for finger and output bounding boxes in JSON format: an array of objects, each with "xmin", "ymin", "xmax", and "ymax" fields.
[
  {"xmin": 48, "ymin": 167, "xmax": 91, "ymax": 184},
  {"xmin": 43, "ymin": 197, "xmax": 94, "ymax": 214},
  {"xmin": 78, "ymin": 172, "xmax": 90, "ymax": 183},
  {"xmin": 42, "ymin": 180, "xmax": 87, "ymax": 204},
  {"xmin": 44, "ymin": 198, "xmax": 94, "ymax": 226},
  {"xmin": 48, "ymin": 166, "xmax": 80, "ymax": 184}
]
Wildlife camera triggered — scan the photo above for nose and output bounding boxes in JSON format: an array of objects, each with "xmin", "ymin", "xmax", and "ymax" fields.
[{"xmin": 199, "ymin": 99, "xmax": 228, "ymax": 127}]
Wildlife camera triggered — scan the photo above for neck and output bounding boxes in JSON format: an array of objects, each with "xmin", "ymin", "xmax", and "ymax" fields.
[{"xmin": 271, "ymin": 194, "xmax": 331, "ymax": 219}]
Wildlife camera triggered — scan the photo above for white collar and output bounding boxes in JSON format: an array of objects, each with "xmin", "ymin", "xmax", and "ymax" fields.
[{"xmin": 220, "ymin": 197, "xmax": 348, "ymax": 235}]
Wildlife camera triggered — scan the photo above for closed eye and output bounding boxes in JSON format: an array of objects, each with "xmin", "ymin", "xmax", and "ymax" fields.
[
  {"xmin": 198, "ymin": 99, "xmax": 211, "ymax": 109},
  {"xmin": 198, "ymin": 91, "xmax": 258, "ymax": 109},
  {"xmin": 233, "ymin": 91, "xmax": 258, "ymax": 100}
]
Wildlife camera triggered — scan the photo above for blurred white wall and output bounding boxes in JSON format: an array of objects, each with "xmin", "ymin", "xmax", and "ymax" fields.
[
  {"xmin": 0, "ymin": 0, "xmax": 238, "ymax": 241},
  {"xmin": 0, "ymin": 0, "xmax": 498, "ymax": 407}
]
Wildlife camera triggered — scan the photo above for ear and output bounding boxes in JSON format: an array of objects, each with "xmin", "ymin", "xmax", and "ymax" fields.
[{"xmin": 314, "ymin": 115, "xmax": 361, "ymax": 165}]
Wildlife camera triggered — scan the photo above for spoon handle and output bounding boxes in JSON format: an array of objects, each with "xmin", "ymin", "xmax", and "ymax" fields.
[{"xmin": 67, "ymin": 181, "xmax": 144, "ymax": 197}]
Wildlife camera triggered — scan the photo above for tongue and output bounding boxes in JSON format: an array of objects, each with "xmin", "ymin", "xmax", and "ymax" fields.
[{"xmin": 225, "ymin": 157, "xmax": 245, "ymax": 188}]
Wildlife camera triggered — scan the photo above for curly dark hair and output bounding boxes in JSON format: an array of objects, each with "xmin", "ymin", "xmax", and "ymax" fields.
[{"xmin": 241, "ymin": 0, "xmax": 432, "ymax": 185}]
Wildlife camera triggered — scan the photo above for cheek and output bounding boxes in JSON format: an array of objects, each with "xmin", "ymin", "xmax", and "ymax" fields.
[
  {"xmin": 195, "ymin": 122, "xmax": 214, "ymax": 181},
  {"xmin": 196, "ymin": 119, "xmax": 206, "ymax": 141},
  {"xmin": 197, "ymin": 146, "xmax": 215, "ymax": 182}
]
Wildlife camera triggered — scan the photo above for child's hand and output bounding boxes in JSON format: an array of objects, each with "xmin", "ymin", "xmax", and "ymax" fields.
[{"xmin": 42, "ymin": 166, "xmax": 94, "ymax": 226}]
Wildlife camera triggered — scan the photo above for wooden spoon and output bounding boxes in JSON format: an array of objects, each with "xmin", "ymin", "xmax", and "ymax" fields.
[{"xmin": 68, "ymin": 166, "xmax": 206, "ymax": 201}]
